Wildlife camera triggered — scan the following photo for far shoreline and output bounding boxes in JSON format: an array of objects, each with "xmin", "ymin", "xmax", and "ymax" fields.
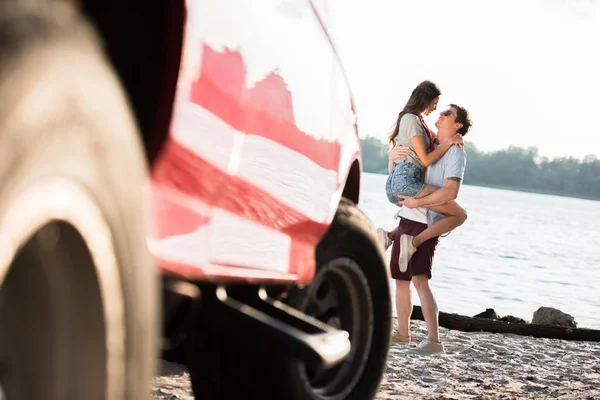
[{"xmin": 363, "ymin": 171, "xmax": 600, "ymax": 202}]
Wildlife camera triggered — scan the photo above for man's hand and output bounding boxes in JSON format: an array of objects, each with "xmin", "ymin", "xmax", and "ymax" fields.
[
  {"xmin": 388, "ymin": 145, "xmax": 411, "ymax": 162},
  {"xmin": 397, "ymin": 195, "xmax": 419, "ymax": 208}
]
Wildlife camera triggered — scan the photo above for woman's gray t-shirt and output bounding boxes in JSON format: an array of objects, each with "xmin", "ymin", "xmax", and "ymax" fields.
[{"xmin": 394, "ymin": 113, "xmax": 432, "ymax": 169}]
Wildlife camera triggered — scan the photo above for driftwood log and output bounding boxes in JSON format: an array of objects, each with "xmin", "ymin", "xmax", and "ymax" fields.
[{"xmin": 410, "ymin": 306, "xmax": 600, "ymax": 342}]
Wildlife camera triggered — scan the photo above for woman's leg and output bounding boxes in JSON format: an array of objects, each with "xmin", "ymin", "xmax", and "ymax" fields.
[
  {"xmin": 412, "ymin": 200, "xmax": 467, "ymax": 247},
  {"xmin": 388, "ymin": 227, "xmax": 397, "ymax": 240}
]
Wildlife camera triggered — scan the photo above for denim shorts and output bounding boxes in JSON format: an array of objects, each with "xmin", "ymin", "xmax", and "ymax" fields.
[{"xmin": 385, "ymin": 162, "xmax": 426, "ymax": 204}]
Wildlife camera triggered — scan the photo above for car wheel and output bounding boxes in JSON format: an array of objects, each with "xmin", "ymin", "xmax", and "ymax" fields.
[
  {"xmin": 0, "ymin": 3, "xmax": 158, "ymax": 400},
  {"xmin": 280, "ymin": 197, "xmax": 392, "ymax": 399},
  {"xmin": 186, "ymin": 197, "xmax": 392, "ymax": 399}
]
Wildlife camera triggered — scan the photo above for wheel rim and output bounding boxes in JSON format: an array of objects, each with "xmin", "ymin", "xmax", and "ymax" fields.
[
  {"xmin": 299, "ymin": 257, "xmax": 374, "ymax": 398},
  {"xmin": 0, "ymin": 180, "xmax": 125, "ymax": 400}
]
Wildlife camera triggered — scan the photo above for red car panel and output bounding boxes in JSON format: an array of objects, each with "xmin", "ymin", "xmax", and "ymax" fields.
[{"xmin": 148, "ymin": 0, "xmax": 360, "ymax": 284}]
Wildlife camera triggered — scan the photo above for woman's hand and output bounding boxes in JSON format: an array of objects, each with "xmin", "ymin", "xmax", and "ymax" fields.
[
  {"xmin": 397, "ymin": 195, "xmax": 419, "ymax": 208},
  {"xmin": 449, "ymin": 134, "xmax": 463, "ymax": 146},
  {"xmin": 388, "ymin": 145, "xmax": 411, "ymax": 162},
  {"xmin": 441, "ymin": 134, "xmax": 464, "ymax": 150}
]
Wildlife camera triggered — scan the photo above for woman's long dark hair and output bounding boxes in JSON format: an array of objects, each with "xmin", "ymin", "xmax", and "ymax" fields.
[{"xmin": 388, "ymin": 81, "xmax": 441, "ymax": 147}]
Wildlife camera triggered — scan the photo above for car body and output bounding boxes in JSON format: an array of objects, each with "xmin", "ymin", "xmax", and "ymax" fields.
[{"xmin": 148, "ymin": 0, "xmax": 362, "ymax": 285}]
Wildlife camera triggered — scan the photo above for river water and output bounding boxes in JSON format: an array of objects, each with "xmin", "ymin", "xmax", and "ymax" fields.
[{"xmin": 359, "ymin": 172, "xmax": 600, "ymax": 329}]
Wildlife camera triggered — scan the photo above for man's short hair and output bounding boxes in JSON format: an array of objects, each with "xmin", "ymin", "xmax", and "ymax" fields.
[{"xmin": 450, "ymin": 104, "xmax": 472, "ymax": 136}]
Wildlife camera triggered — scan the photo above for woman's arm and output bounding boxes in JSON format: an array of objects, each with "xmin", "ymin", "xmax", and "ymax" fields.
[{"xmin": 410, "ymin": 135, "xmax": 462, "ymax": 167}]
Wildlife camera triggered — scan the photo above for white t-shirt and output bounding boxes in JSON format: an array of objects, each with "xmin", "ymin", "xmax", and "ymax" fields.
[{"xmin": 395, "ymin": 206, "xmax": 427, "ymax": 224}]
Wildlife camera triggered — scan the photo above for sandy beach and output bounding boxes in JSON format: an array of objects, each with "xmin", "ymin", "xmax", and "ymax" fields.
[
  {"xmin": 378, "ymin": 320, "xmax": 600, "ymax": 399},
  {"xmin": 152, "ymin": 320, "xmax": 600, "ymax": 399}
]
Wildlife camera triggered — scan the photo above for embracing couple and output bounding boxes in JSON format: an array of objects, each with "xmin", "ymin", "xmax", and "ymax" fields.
[{"xmin": 379, "ymin": 80, "xmax": 472, "ymax": 354}]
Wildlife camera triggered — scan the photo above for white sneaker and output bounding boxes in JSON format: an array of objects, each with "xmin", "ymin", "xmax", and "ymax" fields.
[
  {"xmin": 398, "ymin": 234, "xmax": 416, "ymax": 273},
  {"xmin": 376, "ymin": 227, "xmax": 393, "ymax": 251},
  {"xmin": 412, "ymin": 338, "xmax": 445, "ymax": 354}
]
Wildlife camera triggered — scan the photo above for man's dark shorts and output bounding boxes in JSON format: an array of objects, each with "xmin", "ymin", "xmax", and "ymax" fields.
[{"xmin": 390, "ymin": 218, "xmax": 439, "ymax": 281}]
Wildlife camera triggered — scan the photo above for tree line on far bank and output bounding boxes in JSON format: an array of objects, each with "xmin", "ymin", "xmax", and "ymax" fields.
[{"xmin": 360, "ymin": 136, "xmax": 600, "ymax": 200}]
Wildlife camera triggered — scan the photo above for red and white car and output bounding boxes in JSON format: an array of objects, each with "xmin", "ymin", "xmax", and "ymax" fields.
[{"xmin": 0, "ymin": 1, "xmax": 391, "ymax": 399}]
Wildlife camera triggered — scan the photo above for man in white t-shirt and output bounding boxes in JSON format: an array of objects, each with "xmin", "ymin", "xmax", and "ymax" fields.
[{"xmin": 380, "ymin": 104, "xmax": 472, "ymax": 354}]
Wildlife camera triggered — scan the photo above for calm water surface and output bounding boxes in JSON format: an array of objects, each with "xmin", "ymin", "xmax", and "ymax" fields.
[{"xmin": 359, "ymin": 172, "xmax": 600, "ymax": 329}]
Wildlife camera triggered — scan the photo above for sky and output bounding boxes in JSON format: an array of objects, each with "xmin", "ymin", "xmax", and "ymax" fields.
[{"xmin": 323, "ymin": 0, "xmax": 600, "ymax": 160}]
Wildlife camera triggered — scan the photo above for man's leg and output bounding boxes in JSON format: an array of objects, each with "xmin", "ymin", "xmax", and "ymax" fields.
[
  {"xmin": 389, "ymin": 218, "xmax": 420, "ymax": 343},
  {"xmin": 404, "ymin": 235, "xmax": 444, "ymax": 353},
  {"xmin": 395, "ymin": 279, "xmax": 412, "ymax": 338},
  {"xmin": 412, "ymin": 275, "xmax": 440, "ymax": 343}
]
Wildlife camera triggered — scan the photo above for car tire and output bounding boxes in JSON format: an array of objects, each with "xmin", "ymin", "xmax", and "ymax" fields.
[
  {"xmin": 0, "ymin": 3, "xmax": 158, "ymax": 400},
  {"xmin": 186, "ymin": 197, "xmax": 392, "ymax": 399}
]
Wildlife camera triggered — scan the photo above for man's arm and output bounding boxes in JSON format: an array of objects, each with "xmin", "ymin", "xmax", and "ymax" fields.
[
  {"xmin": 399, "ymin": 178, "xmax": 461, "ymax": 208},
  {"xmin": 388, "ymin": 145, "xmax": 411, "ymax": 173},
  {"xmin": 398, "ymin": 146, "xmax": 466, "ymax": 208}
]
